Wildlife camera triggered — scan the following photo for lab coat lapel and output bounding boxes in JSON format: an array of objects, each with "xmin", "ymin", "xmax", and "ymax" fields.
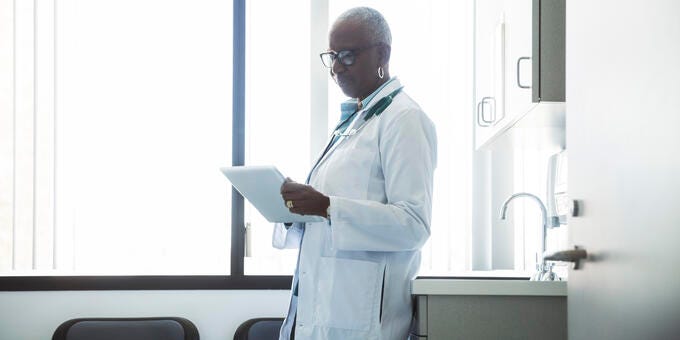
[
  {"xmin": 310, "ymin": 116, "xmax": 360, "ymax": 178},
  {"xmin": 307, "ymin": 129, "xmax": 348, "ymax": 183},
  {"xmin": 310, "ymin": 79, "xmax": 402, "ymax": 176},
  {"xmin": 307, "ymin": 78, "xmax": 401, "ymax": 182}
]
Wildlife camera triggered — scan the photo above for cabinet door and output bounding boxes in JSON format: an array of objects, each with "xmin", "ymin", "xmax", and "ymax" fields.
[
  {"xmin": 504, "ymin": 0, "xmax": 535, "ymax": 120},
  {"xmin": 474, "ymin": 0, "xmax": 505, "ymax": 149},
  {"xmin": 567, "ymin": 1, "xmax": 680, "ymax": 339}
]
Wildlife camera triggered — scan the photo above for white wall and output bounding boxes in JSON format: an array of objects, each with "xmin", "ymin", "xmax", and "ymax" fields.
[{"xmin": 0, "ymin": 289, "xmax": 290, "ymax": 340}]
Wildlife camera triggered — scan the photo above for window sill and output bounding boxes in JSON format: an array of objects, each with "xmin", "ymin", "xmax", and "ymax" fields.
[{"xmin": 0, "ymin": 275, "xmax": 292, "ymax": 291}]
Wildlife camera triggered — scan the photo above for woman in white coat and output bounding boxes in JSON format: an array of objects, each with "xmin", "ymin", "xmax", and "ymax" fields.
[{"xmin": 275, "ymin": 7, "xmax": 437, "ymax": 340}]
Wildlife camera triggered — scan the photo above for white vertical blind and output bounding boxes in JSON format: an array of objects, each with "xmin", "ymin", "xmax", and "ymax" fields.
[
  {"xmin": 12, "ymin": 0, "xmax": 37, "ymax": 271},
  {"xmin": 0, "ymin": 0, "xmax": 16, "ymax": 271},
  {"xmin": 35, "ymin": 0, "xmax": 57, "ymax": 270}
]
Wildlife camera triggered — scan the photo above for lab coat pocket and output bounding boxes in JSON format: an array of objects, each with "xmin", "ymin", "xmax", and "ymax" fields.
[{"xmin": 315, "ymin": 257, "xmax": 385, "ymax": 331}]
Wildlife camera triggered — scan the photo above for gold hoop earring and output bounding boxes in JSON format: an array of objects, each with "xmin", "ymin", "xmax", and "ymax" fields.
[{"xmin": 377, "ymin": 66, "xmax": 384, "ymax": 79}]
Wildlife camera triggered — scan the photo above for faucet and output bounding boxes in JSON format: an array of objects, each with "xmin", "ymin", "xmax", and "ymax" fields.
[{"xmin": 499, "ymin": 192, "xmax": 560, "ymax": 281}]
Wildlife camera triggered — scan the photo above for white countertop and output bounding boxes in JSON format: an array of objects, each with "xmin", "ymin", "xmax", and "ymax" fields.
[{"xmin": 411, "ymin": 278, "xmax": 567, "ymax": 296}]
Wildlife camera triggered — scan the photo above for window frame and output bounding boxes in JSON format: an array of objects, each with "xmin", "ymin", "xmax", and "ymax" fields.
[{"xmin": 0, "ymin": 0, "xmax": 294, "ymax": 291}]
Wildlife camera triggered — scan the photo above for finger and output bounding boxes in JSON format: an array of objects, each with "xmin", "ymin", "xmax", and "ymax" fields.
[
  {"xmin": 282, "ymin": 192, "xmax": 312, "ymax": 201},
  {"xmin": 281, "ymin": 181, "xmax": 301, "ymax": 193},
  {"xmin": 289, "ymin": 204, "xmax": 310, "ymax": 216},
  {"xmin": 286, "ymin": 197, "xmax": 319, "ymax": 205},
  {"xmin": 280, "ymin": 178, "xmax": 299, "ymax": 194},
  {"xmin": 281, "ymin": 183, "xmax": 314, "ymax": 195},
  {"xmin": 281, "ymin": 183, "xmax": 294, "ymax": 195},
  {"xmin": 288, "ymin": 200, "xmax": 322, "ymax": 216},
  {"xmin": 282, "ymin": 193, "xmax": 300, "ymax": 206},
  {"xmin": 281, "ymin": 179, "xmax": 292, "ymax": 193},
  {"xmin": 289, "ymin": 208, "xmax": 305, "ymax": 216},
  {"xmin": 282, "ymin": 187, "xmax": 325, "ymax": 202},
  {"xmin": 283, "ymin": 181, "xmax": 307, "ymax": 189}
]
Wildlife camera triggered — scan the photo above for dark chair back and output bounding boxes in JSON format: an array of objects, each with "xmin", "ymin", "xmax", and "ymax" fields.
[
  {"xmin": 233, "ymin": 318, "xmax": 284, "ymax": 340},
  {"xmin": 52, "ymin": 317, "xmax": 199, "ymax": 340}
]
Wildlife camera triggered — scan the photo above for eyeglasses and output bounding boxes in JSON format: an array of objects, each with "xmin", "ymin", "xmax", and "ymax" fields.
[{"xmin": 319, "ymin": 43, "xmax": 381, "ymax": 68}]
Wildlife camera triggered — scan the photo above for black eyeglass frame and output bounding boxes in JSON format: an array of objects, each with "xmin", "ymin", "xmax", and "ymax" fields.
[{"xmin": 319, "ymin": 43, "xmax": 383, "ymax": 68}]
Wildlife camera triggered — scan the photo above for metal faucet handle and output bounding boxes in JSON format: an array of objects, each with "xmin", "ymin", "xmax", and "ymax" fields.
[
  {"xmin": 529, "ymin": 261, "xmax": 560, "ymax": 281},
  {"xmin": 541, "ymin": 263, "xmax": 559, "ymax": 281},
  {"xmin": 549, "ymin": 216, "xmax": 561, "ymax": 228}
]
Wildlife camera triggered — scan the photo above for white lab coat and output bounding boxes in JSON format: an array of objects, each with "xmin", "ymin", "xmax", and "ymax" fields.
[{"xmin": 273, "ymin": 79, "xmax": 437, "ymax": 340}]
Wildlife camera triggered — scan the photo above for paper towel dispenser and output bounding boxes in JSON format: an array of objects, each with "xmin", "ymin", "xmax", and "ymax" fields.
[{"xmin": 547, "ymin": 150, "xmax": 568, "ymax": 225}]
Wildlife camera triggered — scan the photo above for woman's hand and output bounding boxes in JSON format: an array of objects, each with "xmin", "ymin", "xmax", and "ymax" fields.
[{"xmin": 280, "ymin": 178, "xmax": 330, "ymax": 218}]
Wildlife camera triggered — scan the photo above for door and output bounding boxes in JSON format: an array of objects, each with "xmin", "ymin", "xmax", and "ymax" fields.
[
  {"xmin": 503, "ymin": 0, "xmax": 533, "ymax": 121},
  {"xmin": 566, "ymin": 1, "xmax": 680, "ymax": 339},
  {"xmin": 474, "ymin": 0, "xmax": 505, "ymax": 148}
]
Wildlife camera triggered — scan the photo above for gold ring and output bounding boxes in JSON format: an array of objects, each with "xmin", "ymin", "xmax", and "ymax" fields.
[{"xmin": 286, "ymin": 200, "xmax": 294, "ymax": 209}]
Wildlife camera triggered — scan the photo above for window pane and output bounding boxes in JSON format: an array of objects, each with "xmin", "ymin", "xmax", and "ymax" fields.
[
  {"xmin": 243, "ymin": 0, "xmax": 311, "ymax": 275},
  {"xmin": 1, "ymin": 0, "xmax": 233, "ymax": 276}
]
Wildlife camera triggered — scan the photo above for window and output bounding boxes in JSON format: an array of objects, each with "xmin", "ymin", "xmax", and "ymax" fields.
[
  {"xmin": 513, "ymin": 130, "xmax": 568, "ymax": 275},
  {"xmin": 1, "ymin": 0, "xmax": 475, "ymax": 289},
  {"xmin": 1, "ymin": 0, "xmax": 233, "ymax": 277}
]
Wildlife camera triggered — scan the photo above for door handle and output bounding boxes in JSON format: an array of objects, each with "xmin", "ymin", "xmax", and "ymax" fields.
[{"xmin": 544, "ymin": 246, "xmax": 588, "ymax": 269}]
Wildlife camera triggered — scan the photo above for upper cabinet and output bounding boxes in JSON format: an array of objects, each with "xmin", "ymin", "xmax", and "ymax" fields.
[
  {"xmin": 475, "ymin": 0, "xmax": 565, "ymax": 150},
  {"xmin": 474, "ymin": 0, "xmax": 505, "ymax": 146}
]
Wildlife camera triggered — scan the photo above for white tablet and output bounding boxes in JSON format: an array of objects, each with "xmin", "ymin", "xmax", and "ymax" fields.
[{"xmin": 220, "ymin": 165, "xmax": 325, "ymax": 223}]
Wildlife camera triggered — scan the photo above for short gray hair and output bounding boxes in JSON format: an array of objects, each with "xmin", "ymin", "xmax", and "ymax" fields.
[{"xmin": 335, "ymin": 7, "xmax": 392, "ymax": 46}]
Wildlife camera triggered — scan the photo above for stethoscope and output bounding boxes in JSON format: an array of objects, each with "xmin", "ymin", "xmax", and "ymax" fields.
[
  {"xmin": 307, "ymin": 86, "xmax": 404, "ymax": 183},
  {"xmin": 333, "ymin": 86, "xmax": 404, "ymax": 137}
]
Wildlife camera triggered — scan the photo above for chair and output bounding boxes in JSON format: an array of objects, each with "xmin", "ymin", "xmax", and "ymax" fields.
[
  {"xmin": 52, "ymin": 317, "xmax": 200, "ymax": 340},
  {"xmin": 233, "ymin": 318, "xmax": 284, "ymax": 340}
]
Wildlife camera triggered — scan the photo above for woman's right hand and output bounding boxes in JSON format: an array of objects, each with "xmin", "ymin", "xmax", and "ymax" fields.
[{"xmin": 281, "ymin": 178, "xmax": 330, "ymax": 218}]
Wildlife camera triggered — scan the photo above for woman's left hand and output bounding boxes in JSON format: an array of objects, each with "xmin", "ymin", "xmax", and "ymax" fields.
[{"xmin": 280, "ymin": 178, "xmax": 330, "ymax": 218}]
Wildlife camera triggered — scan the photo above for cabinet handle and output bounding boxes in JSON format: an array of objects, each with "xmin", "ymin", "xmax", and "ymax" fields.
[
  {"xmin": 476, "ymin": 101, "xmax": 485, "ymax": 126},
  {"xmin": 516, "ymin": 57, "xmax": 531, "ymax": 89},
  {"xmin": 476, "ymin": 97, "xmax": 496, "ymax": 127},
  {"xmin": 476, "ymin": 101, "xmax": 490, "ymax": 127},
  {"xmin": 544, "ymin": 246, "xmax": 588, "ymax": 269}
]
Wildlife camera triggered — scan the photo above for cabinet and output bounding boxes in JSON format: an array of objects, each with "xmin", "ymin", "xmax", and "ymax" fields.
[
  {"xmin": 475, "ymin": 0, "xmax": 565, "ymax": 150},
  {"xmin": 410, "ymin": 279, "xmax": 567, "ymax": 339},
  {"xmin": 474, "ymin": 0, "xmax": 505, "ymax": 148}
]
